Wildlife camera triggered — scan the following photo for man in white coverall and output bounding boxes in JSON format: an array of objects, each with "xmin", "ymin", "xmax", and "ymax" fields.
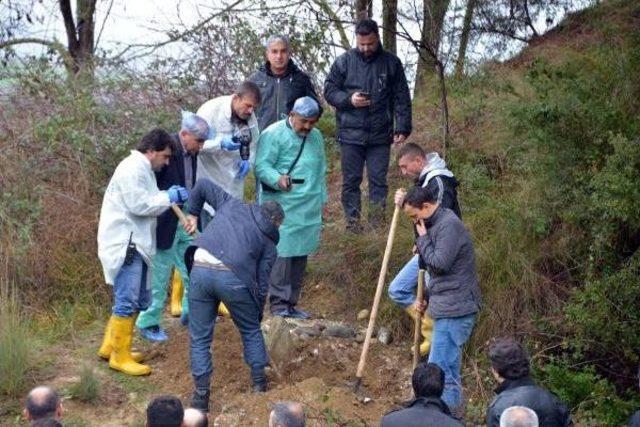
[
  {"xmin": 196, "ymin": 81, "xmax": 261, "ymax": 226},
  {"xmin": 97, "ymin": 128, "xmax": 189, "ymax": 376}
]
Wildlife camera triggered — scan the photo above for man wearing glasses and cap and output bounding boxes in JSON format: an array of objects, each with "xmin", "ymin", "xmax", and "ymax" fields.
[{"xmin": 254, "ymin": 96, "xmax": 327, "ymax": 319}]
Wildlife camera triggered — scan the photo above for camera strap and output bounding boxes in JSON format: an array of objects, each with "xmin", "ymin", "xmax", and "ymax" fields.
[{"xmin": 261, "ymin": 136, "xmax": 307, "ymax": 193}]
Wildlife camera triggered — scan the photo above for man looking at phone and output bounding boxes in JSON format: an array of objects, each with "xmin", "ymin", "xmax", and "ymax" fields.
[
  {"xmin": 254, "ymin": 96, "xmax": 327, "ymax": 319},
  {"xmin": 324, "ymin": 18, "xmax": 412, "ymax": 232}
]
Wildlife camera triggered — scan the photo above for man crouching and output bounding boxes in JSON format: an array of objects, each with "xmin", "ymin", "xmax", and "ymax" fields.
[{"xmin": 183, "ymin": 179, "xmax": 284, "ymax": 413}]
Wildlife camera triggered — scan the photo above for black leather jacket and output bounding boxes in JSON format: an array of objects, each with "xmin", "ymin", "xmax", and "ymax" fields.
[
  {"xmin": 249, "ymin": 60, "xmax": 320, "ymax": 131},
  {"xmin": 324, "ymin": 46, "xmax": 411, "ymax": 146},
  {"xmin": 487, "ymin": 377, "xmax": 574, "ymax": 427}
]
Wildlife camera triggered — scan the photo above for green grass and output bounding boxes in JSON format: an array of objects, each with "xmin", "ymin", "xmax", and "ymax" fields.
[
  {"xmin": 0, "ymin": 280, "xmax": 30, "ymax": 397},
  {"xmin": 69, "ymin": 365, "xmax": 101, "ymax": 403}
]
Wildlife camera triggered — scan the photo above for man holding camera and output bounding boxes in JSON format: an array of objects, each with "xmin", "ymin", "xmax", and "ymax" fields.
[
  {"xmin": 324, "ymin": 18, "xmax": 412, "ymax": 232},
  {"xmin": 196, "ymin": 81, "xmax": 261, "ymax": 226},
  {"xmin": 97, "ymin": 129, "xmax": 189, "ymax": 376},
  {"xmin": 254, "ymin": 97, "xmax": 326, "ymax": 319}
]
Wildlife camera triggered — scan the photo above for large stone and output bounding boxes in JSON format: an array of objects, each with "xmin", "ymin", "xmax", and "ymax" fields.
[
  {"xmin": 322, "ymin": 323, "xmax": 356, "ymax": 339},
  {"xmin": 357, "ymin": 309, "xmax": 370, "ymax": 321},
  {"xmin": 264, "ymin": 316, "xmax": 296, "ymax": 370},
  {"xmin": 377, "ymin": 327, "xmax": 392, "ymax": 345},
  {"xmin": 292, "ymin": 325, "xmax": 322, "ymax": 337}
]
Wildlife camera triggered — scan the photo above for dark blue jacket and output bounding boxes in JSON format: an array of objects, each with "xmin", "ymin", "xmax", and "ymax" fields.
[
  {"xmin": 380, "ymin": 397, "xmax": 463, "ymax": 427},
  {"xmin": 155, "ymin": 133, "xmax": 198, "ymax": 250},
  {"xmin": 186, "ymin": 179, "xmax": 279, "ymax": 309},
  {"xmin": 324, "ymin": 46, "xmax": 411, "ymax": 146}
]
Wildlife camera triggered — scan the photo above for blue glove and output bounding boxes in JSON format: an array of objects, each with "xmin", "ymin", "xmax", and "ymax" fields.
[
  {"xmin": 235, "ymin": 159, "xmax": 251, "ymax": 180},
  {"xmin": 167, "ymin": 185, "xmax": 189, "ymax": 204},
  {"xmin": 221, "ymin": 136, "xmax": 241, "ymax": 151}
]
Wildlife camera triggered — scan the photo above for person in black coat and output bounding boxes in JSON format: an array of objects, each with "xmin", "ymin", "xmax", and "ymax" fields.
[
  {"xmin": 135, "ymin": 112, "xmax": 210, "ymax": 341},
  {"xmin": 487, "ymin": 338, "xmax": 573, "ymax": 427},
  {"xmin": 381, "ymin": 363, "xmax": 463, "ymax": 427},
  {"xmin": 324, "ymin": 19, "xmax": 412, "ymax": 231},
  {"xmin": 249, "ymin": 35, "xmax": 321, "ymax": 132}
]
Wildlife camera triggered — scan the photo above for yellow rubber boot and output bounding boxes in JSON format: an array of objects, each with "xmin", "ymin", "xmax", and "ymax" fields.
[
  {"xmin": 405, "ymin": 307, "xmax": 434, "ymax": 356},
  {"xmin": 218, "ymin": 302, "xmax": 230, "ymax": 317},
  {"xmin": 97, "ymin": 317, "xmax": 144, "ymax": 363},
  {"xmin": 170, "ymin": 269, "xmax": 184, "ymax": 317},
  {"xmin": 108, "ymin": 315, "xmax": 151, "ymax": 376}
]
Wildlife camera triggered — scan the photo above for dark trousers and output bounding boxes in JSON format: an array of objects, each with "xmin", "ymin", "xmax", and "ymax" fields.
[
  {"xmin": 269, "ymin": 256, "xmax": 308, "ymax": 313},
  {"xmin": 189, "ymin": 266, "xmax": 267, "ymax": 391},
  {"xmin": 340, "ymin": 143, "xmax": 391, "ymax": 222}
]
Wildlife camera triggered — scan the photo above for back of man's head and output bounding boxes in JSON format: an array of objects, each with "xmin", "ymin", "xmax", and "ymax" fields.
[
  {"xmin": 500, "ymin": 406, "xmax": 539, "ymax": 427},
  {"xmin": 411, "ymin": 363, "xmax": 444, "ymax": 399},
  {"xmin": 269, "ymin": 402, "xmax": 305, "ymax": 427},
  {"xmin": 183, "ymin": 407, "xmax": 208, "ymax": 427},
  {"xmin": 488, "ymin": 338, "xmax": 530, "ymax": 380},
  {"xmin": 30, "ymin": 418, "xmax": 63, "ymax": 427},
  {"xmin": 261, "ymin": 200, "xmax": 285, "ymax": 226},
  {"xmin": 24, "ymin": 386, "xmax": 61, "ymax": 421},
  {"xmin": 146, "ymin": 395, "xmax": 184, "ymax": 427}
]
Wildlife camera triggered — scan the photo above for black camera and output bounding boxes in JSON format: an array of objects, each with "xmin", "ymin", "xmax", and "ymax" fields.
[{"xmin": 233, "ymin": 126, "xmax": 252, "ymax": 161}]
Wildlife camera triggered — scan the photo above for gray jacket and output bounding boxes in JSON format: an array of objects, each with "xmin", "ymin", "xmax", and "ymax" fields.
[{"xmin": 416, "ymin": 207, "xmax": 481, "ymax": 319}]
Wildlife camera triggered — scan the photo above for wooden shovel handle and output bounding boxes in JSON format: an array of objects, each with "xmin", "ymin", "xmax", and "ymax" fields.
[{"xmin": 412, "ymin": 269, "xmax": 426, "ymax": 369}]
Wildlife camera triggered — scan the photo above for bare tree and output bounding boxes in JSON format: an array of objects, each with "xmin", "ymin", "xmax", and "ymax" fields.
[
  {"xmin": 382, "ymin": 0, "xmax": 398, "ymax": 54},
  {"xmin": 0, "ymin": 0, "xmax": 97, "ymax": 77},
  {"xmin": 354, "ymin": 0, "xmax": 372, "ymax": 20},
  {"xmin": 455, "ymin": 0, "xmax": 476, "ymax": 77},
  {"xmin": 414, "ymin": 0, "xmax": 450, "ymax": 98}
]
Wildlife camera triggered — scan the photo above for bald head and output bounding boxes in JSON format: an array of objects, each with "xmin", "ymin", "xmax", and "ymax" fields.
[
  {"xmin": 500, "ymin": 406, "xmax": 539, "ymax": 427},
  {"xmin": 24, "ymin": 386, "xmax": 62, "ymax": 421},
  {"xmin": 269, "ymin": 402, "xmax": 305, "ymax": 427},
  {"xmin": 183, "ymin": 408, "xmax": 208, "ymax": 427}
]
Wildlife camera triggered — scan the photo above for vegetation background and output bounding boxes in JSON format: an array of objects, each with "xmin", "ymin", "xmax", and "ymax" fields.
[{"xmin": 1, "ymin": 0, "xmax": 639, "ymax": 425}]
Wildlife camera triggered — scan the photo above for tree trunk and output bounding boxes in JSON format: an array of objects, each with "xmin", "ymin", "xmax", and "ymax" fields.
[
  {"xmin": 354, "ymin": 0, "xmax": 372, "ymax": 20},
  {"xmin": 382, "ymin": 0, "xmax": 398, "ymax": 54},
  {"xmin": 414, "ymin": 0, "xmax": 450, "ymax": 98},
  {"xmin": 454, "ymin": 0, "xmax": 476, "ymax": 78},
  {"xmin": 58, "ymin": 0, "xmax": 96, "ymax": 77}
]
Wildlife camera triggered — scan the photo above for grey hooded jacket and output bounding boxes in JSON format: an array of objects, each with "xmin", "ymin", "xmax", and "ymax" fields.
[{"xmin": 416, "ymin": 206, "xmax": 481, "ymax": 319}]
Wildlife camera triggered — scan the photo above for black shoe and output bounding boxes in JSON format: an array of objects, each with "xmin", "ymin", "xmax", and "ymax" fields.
[{"xmin": 191, "ymin": 389, "xmax": 210, "ymax": 412}]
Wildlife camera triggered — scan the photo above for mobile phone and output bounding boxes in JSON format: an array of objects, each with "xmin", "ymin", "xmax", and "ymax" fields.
[
  {"xmin": 285, "ymin": 176, "xmax": 292, "ymax": 189},
  {"xmin": 359, "ymin": 91, "xmax": 371, "ymax": 99}
]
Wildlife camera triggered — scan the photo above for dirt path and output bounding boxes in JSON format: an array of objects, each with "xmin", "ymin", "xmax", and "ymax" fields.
[{"xmin": 11, "ymin": 295, "xmax": 417, "ymax": 426}]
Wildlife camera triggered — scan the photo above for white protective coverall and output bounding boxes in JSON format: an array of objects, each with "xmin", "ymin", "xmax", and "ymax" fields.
[
  {"xmin": 97, "ymin": 150, "xmax": 172, "ymax": 288},
  {"xmin": 196, "ymin": 95, "xmax": 260, "ymax": 214}
]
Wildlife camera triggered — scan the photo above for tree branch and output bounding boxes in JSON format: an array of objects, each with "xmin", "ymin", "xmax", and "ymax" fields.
[
  {"xmin": 0, "ymin": 37, "xmax": 74, "ymax": 70},
  {"xmin": 58, "ymin": 0, "xmax": 79, "ymax": 52},
  {"xmin": 309, "ymin": 0, "xmax": 351, "ymax": 51}
]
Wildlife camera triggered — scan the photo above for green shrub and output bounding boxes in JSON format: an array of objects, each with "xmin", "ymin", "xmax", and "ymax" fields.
[
  {"xmin": 0, "ymin": 280, "xmax": 30, "ymax": 396},
  {"xmin": 541, "ymin": 363, "xmax": 639, "ymax": 426},
  {"xmin": 69, "ymin": 365, "xmax": 101, "ymax": 403}
]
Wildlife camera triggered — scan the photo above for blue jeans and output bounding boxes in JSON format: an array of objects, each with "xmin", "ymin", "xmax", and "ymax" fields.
[
  {"xmin": 428, "ymin": 314, "xmax": 476, "ymax": 410},
  {"xmin": 112, "ymin": 251, "xmax": 151, "ymax": 317},
  {"xmin": 388, "ymin": 255, "xmax": 430, "ymax": 308},
  {"xmin": 189, "ymin": 266, "xmax": 267, "ymax": 391}
]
